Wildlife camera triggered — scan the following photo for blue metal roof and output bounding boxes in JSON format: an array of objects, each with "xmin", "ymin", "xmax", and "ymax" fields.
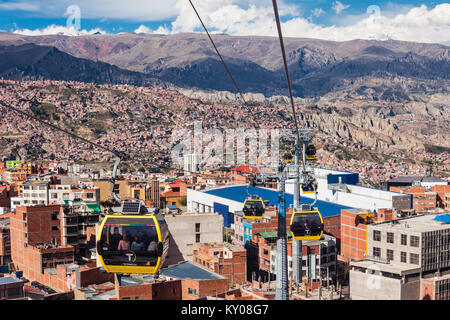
[
  {"xmin": 161, "ymin": 262, "xmax": 223, "ymax": 280},
  {"xmin": 434, "ymin": 214, "xmax": 450, "ymax": 224},
  {"xmin": 205, "ymin": 186, "xmax": 353, "ymax": 218}
]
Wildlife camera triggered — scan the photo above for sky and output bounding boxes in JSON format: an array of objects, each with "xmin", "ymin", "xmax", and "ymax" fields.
[{"xmin": 0, "ymin": 0, "xmax": 449, "ymax": 44}]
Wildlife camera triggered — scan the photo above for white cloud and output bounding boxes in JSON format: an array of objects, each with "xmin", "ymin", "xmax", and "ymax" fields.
[
  {"xmin": 13, "ymin": 25, "xmax": 106, "ymax": 36},
  {"xmin": 163, "ymin": 1, "xmax": 450, "ymax": 44},
  {"xmin": 134, "ymin": 25, "xmax": 170, "ymax": 35},
  {"xmin": 311, "ymin": 8, "xmax": 325, "ymax": 18},
  {"xmin": 332, "ymin": 1, "xmax": 350, "ymax": 15}
]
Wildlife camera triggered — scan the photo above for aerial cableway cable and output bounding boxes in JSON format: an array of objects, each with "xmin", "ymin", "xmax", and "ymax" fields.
[{"xmin": 271, "ymin": 0, "xmax": 306, "ymax": 172}]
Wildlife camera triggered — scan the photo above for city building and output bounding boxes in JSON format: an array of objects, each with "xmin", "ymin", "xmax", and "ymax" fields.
[
  {"xmin": 59, "ymin": 200, "xmax": 101, "ymax": 255},
  {"xmin": 285, "ymin": 167, "xmax": 412, "ymax": 212},
  {"xmin": 350, "ymin": 214, "xmax": 450, "ymax": 300},
  {"xmin": 114, "ymin": 274, "xmax": 182, "ymax": 300},
  {"xmin": 21, "ymin": 181, "xmax": 49, "ymax": 206},
  {"xmin": 386, "ymin": 176, "xmax": 448, "ymax": 190},
  {"xmin": 187, "ymin": 185, "xmax": 355, "ymax": 235},
  {"xmin": 390, "ymin": 186, "xmax": 438, "ymax": 213},
  {"xmin": 340, "ymin": 208, "xmax": 396, "ymax": 262},
  {"xmin": 164, "ymin": 212, "xmax": 224, "ymax": 265},
  {"xmin": 193, "ymin": 242, "xmax": 247, "ymax": 287},
  {"xmin": 0, "ymin": 218, "xmax": 11, "ymax": 265},
  {"xmin": 161, "ymin": 262, "xmax": 230, "ymax": 300},
  {"xmin": 247, "ymin": 232, "xmax": 337, "ymax": 286},
  {"xmin": 0, "ymin": 276, "xmax": 24, "ymax": 299}
]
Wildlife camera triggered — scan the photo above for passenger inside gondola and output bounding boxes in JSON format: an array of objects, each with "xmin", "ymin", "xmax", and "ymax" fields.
[{"xmin": 109, "ymin": 227, "xmax": 122, "ymax": 251}]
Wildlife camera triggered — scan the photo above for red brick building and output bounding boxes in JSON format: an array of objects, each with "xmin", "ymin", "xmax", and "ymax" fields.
[
  {"xmin": 421, "ymin": 274, "xmax": 450, "ymax": 300},
  {"xmin": 193, "ymin": 243, "xmax": 247, "ymax": 287},
  {"xmin": 390, "ymin": 186, "xmax": 438, "ymax": 212},
  {"xmin": 182, "ymin": 277, "xmax": 230, "ymax": 300},
  {"xmin": 431, "ymin": 185, "xmax": 450, "ymax": 209},
  {"xmin": 340, "ymin": 208, "xmax": 396, "ymax": 262},
  {"xmin": 114, "ymin": 274, "xmax": 182, "ymax": 300}
]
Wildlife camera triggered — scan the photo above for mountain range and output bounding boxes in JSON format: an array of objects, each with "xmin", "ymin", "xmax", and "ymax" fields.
[{"xmin": 0, "ymin": 32, "xmax": 448, "ymax": 100}]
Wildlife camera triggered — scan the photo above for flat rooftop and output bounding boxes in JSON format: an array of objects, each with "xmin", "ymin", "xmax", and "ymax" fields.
[
  {"xmin": 161, "ymin": 262, "xmax": 225, "ymax": 281},
  {"xmin": 204, "ymin": 185, "xmax": 354, "ymax": 218},
  {"xmin": 351, "ymin": 260, "xmax": 421, "ymax": 276},
  {"xmin": 371, "ymin": 214, "xmax": 450, "ymax": 233},
  {"xmin": 0, "ymin": 277, "xmax": 22, "ymax": 285}
]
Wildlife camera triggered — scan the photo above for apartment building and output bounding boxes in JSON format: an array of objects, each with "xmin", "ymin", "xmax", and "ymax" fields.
[
  {"xmin": 60, "ymin": 200, "xmax": 101, "ymax": 255},
  {"xmin": 21, "ymin": 181, "xmax": 49, "ymax": 206},
  {"xmin": 49, "ymin": 185, "xmax": 100, "ymax": 205},
  {"xmin": 350, "ymin": 214, "xmax": 450, "ymax": 300},
  {"xmin": 9, "ymin": 205, "xmax": 74, "ymax": 283},
  {"xmin": 164, "ymin": 212, "xmax": 224, "ymax": 265},
  {"xmin": 340, "ymin": 208, "xmax": 396, "ymax": 262}
]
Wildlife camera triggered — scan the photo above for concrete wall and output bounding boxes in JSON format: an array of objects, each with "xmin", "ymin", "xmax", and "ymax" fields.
[
  {"xmin": 165, "ymin": 214, "xmax": 223, "ymax": 264},
  {"xmin": 350, "ymin": 269, "xmax": 402, "ymax": 300}
]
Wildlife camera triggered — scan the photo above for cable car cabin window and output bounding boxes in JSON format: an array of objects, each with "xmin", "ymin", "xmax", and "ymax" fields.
[
  {"xmin": 99, "ymin": 217, "xmax": 160, "ymax": 267},
  {"xmin": 290, "ymin": 211, "xmax": 324, "ymax": 240}
]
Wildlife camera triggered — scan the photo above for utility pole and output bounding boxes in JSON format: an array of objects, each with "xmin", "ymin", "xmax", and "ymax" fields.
[
  {"xmin": 275, "ymin": 175, "xmax": 289, "ymax": 300},
  {"xmin": 292, "ymin": 139, "xmax": 302, "ymax": 285}
]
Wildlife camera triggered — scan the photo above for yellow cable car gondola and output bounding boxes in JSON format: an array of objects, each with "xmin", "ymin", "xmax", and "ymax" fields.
[
  {"xmin": 305, "ymin": 144, "xmax": 317, "ymax": 161},
  {"xmin": 96, "ymin": 214, "xmax": 169, "ymax": 274},
  {"xmin": 301, "ymin": 177, "xmax": 318, "ymax": 194},
  {"xmin": 243, "ymin": 196, "xmax": 265, "ymax": 219},
  {"xmin": 282, "ymin": 151, "xmax": 294, "ymax": 163},
  {"xmin": 290, "ymin": 209, "xmax": 324, "ymax": 241}
]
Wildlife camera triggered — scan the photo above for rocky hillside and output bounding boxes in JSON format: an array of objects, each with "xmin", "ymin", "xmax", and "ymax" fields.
[{"xmin": 0, "ymin": 32, "xmax": 448, "ymax": 99}]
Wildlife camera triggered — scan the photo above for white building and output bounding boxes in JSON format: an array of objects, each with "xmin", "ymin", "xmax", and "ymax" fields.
[
  {"xmin": 21, "ymin": 181, "xmax": 49, "ymax": 206},
  {"xmin": 285, "ymin": 167, "xmax": 412, "ymax": 212},
  {"xmin": 184, "ymin": 154, "xmax": 200, "ymax": 174}
]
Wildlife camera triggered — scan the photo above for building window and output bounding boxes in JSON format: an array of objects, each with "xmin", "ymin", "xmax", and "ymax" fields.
[
  {"xmin": 188, "ymin": 288, "xmax": 197, "ymax": 296},
  {"xmin": 373, "ymin": 230, "xmax": 381, "ymax": 241},
  {"xmin": 401, "ymin": 234, "xmax": 407, "ymax": 246},
  {"xmin": 387, "ymin": 232, "xmax": 394, "ymax": 244},
  {"xmin": 410, "ymin": 236, "xmax": 420, "ymax": 247},
  {"xmin": 401, "ymin": 252, "xmax": 407, "ymax": 263},
  {"xmin": 195, "ymin": 223, "xmax": 200, "ymax": 233},
  {"xmin": 410, "ymin": 253, "xmax": 420, "ymax": 265},
  {"xmin": 373, "ymin": 247, "xmax": 381, "ymax": 258},
  {"xmin": 152, "ymin": 292, "xmax": 157, "ymax": 297},
  {"xmin": 387, "ymin": 249, "xmax": 394, "ymax": 262},
  {"xmin": 196, "ymin": 234, "xmax": 200, "ymax": 243}
]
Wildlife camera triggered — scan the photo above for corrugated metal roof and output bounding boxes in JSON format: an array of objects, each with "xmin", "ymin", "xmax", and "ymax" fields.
[
  {"xmin": 161, "ymin": 262, "xmax": 224, "ymax": 280},
  {"xmin": 258, "ymin": 232, "xmax": 277, "ymax": 239},
  {"xmin": 205, "ymin": 186, "xmax": 353, "ymax": 218}
]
